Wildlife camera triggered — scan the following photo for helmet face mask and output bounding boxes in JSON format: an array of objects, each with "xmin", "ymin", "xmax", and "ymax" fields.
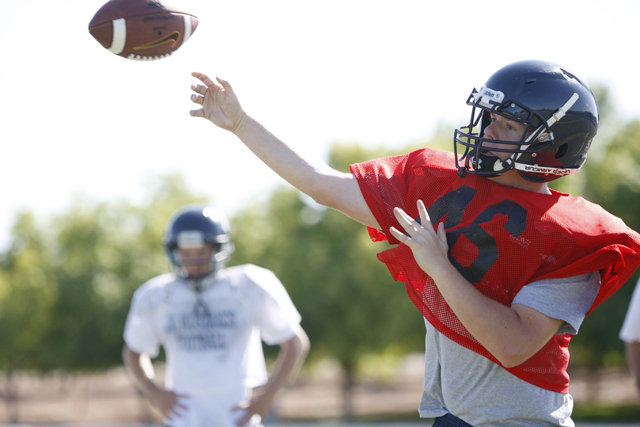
[
  {"xmin": 455, "ymin": 93, "xmax": 553, "ymax": 178},
  {"xmin": 163, "ymin": 205, "xmax": 234, "ymax": 283},
  {"xmin": 168, "ymin": 243, "xmax": 221, "ymax": 279},
  {"xmin": 454, "ymin": 60, "xmax": 599, "ymax": 183}
]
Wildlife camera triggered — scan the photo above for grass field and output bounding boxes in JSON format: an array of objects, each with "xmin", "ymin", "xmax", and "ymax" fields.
[{"xmin": 1, "ymin": 358, "xmax": 639, "ymax": 425}]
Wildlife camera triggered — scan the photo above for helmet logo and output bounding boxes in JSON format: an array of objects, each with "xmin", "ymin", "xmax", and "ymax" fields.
[
  {"xmin": 522, "ymin": 164, "xmax": 569, "ymax": 175},
  {"xmin": 475, "ymin": 85, "xmax": 505, "ymax": 108}
]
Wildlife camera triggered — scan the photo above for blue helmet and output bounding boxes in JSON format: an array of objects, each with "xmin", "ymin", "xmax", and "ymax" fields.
[
  {"xmin": 163, "ymin": 205, "xmax": 234, "ymax": 279},
  {"xmin": 454, "ymin": 60, "xmax": 599, "ymax": 182}
]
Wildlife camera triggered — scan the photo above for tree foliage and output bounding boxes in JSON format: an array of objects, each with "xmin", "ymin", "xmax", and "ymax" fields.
[{"xmin": 0, "ymin": 173, "xmax": 208, "ymax": 372}]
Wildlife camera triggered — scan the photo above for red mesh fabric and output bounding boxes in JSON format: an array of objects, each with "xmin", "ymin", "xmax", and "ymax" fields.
[{"xmin": 351, "ymin": 148, "xmax": 640, "ymax": 393}]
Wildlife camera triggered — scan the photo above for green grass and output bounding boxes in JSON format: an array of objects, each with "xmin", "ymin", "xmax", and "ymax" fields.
[{"xmin": 571, "ymin": 403, "xmax": 640, "ymax": 422}]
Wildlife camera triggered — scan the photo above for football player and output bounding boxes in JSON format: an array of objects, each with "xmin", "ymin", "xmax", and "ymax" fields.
[
  {"xmin": 122, "ymin": 205, "xmax": 309, "ymax": 427},
  {"xmin": 189, "ymin": 60, "xmax": 640, "ymax": 426}
]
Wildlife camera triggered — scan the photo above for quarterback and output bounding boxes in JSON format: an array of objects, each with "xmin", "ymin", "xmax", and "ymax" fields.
[{"xmin": 189, "ymin": 60, "xmax": 640, "ymax": 426}]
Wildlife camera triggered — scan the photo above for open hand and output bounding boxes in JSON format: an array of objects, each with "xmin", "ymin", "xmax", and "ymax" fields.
[
  {"xmin": 389, "ymin": 200, "xmax": 450, "ymax": 278},
  {"xmin": 189, "ymin": 72, "xmax": 246, "ymax": 133},
  {"xmin": 147, "ymin": 388, "xmax": 189, "ymax": 420}
]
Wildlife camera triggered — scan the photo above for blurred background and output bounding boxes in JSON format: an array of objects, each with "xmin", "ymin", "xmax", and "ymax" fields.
[{"xmin": 2, "ymin": 0, "xmax": 640, "ymax": 424}]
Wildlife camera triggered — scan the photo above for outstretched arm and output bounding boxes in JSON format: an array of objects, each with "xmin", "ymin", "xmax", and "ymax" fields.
[
  {"xmin": 122, "ymin": 345, "xmax": 188, "ymax": 419},
  {"xmin": 189, "ymin": 72, "xmax": 379, "ymax": 229},
  {"xmin": 389, "ymin": 201, "xmax": 564, "ymax": 368},
  {"xmin": 233, "ymin": 328, "xmax": 310, "ymax": 426}
]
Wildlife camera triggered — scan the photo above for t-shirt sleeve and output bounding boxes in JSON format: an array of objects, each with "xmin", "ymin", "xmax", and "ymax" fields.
[
  {"xmin": 512, "ymin": 272, "xmax": 601, "ymax": 335},
  {"xmin": 620, "ymin": 277, "xmax": 640, "ymax": 343},
  {"xmin": 246, "ymin": 266, "xmax": 302, "ymax": 346},
  {"xmin": 123, "ymin": 286, "xmax": 162, "ymax": 357}
]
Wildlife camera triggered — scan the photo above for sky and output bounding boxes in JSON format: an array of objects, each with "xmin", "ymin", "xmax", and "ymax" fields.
[{"xmin": 2, "ymin": 0, "xmax": 640, "ymax": 250}]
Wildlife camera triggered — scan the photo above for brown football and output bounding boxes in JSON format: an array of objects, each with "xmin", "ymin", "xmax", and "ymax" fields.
[{"xmin": 88, "ymin": 0, "xmax": 198, "ymax": 61}]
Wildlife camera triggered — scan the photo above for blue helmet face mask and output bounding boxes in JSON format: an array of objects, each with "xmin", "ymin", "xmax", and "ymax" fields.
[
  {"xmin": 454, "ymin": 60, "xmax": 599, "ymax": 183},
  {"xmin": 163, "ymin": 205, "xmax": 235, "ymax": 285}
]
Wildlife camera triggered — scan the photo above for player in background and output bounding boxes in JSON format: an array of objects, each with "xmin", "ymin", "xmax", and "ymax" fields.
[
  {"xmin": 122, "ymin": 205, "xmax": 309, "ymax": 427},
  {"xmin": 188, "ymin": 60, "xmax": 640, "ymax": 426},
  {"xmin": 620, "ymin": 276, "xmax": 640, "ymax": 401}
]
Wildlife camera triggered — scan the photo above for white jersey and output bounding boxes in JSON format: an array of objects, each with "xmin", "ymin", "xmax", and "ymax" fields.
[
  {"xmin": 620, "ymin": 276, "xmax": 640, "ymax": 343},
  {"xmin": 123, "ymin": 264, "xmax": 302, "ymax": 427}
]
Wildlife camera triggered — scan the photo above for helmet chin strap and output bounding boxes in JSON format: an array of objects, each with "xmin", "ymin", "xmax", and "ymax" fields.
[
  {"xmin": 495, "ymin": 156, "xmax": 514, "ymax": 172},
  {"xmin": 184, "ymin": 274, "xmax": 217, "ymax": 317},
  {"xmin": 467, "ymin": 150, "xmax": 515, "ymax": 177}
]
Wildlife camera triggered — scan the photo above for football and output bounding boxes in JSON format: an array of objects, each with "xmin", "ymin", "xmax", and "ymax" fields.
[{"xmin": 88, "ymin": 0, "xmax": 198, "ymax": 61}]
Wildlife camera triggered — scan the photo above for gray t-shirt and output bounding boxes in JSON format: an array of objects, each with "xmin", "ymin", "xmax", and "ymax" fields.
[{"xmin": 419, "ymin": 272, "xmax": 601, "ymax": 427}]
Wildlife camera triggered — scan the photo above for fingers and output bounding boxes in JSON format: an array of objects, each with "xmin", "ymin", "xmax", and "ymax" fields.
[
  {"xmin": 191, "ymin": 73, "xmax": 229, "ymax": 94},
  {"xmin": 188, "ymin": 81, "xmax": 207, "ymax": 117},
  {"xmin": 216, "ymin": 76, "xmax": 236, "ymax": 96},
  {"xmin": 163, "ymin": 403, "xmax": 182, "ymax": 419},
  {"xmin": 393, "ymin": 206, "xmax": 422, "ymax": 236},
  {"xmin": 189, "ymin": 83, "xmax": 206, "ymax": 117},
  {"xmin": 389, "ymin": 226, "xmax": 408, "ymax": 243},
  {"xmin": 391, "ymin": 201, "xmax": 441, "ymax": 245},
  {"xmin": 393, "ymin": 201, "xmax": 432, "ymax": 231},
  {"xmin": 232, "ymin": 400, "xmax": 250, "ymax": 413},
  {"xmin": 232, "ymin": 404, "xmax": 250, "ymax": 427},
  {"xmin": 417, "ymin": 200, "xmax": 431, "ymax": 226},
  {"xmin": 190, "ymin": 94, "xmax": 203, "ymax": 106},
  {"xmin": 191, "ymin": 71, "xmax": 216, "ymax": 87},
  {"xmin": 174, "ymin": 397, "xmax": 189, "ymax": 411},
  {"xmin": 164, "ymin": 395, "xmax": 189, "ymax": 418},
  {"xmin": 190, "ymin": 83, "xmax": 208, "ymax": 96}
]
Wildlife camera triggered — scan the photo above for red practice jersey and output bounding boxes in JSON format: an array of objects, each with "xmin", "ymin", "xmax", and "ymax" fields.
[{"xmin": 351, "ymin": 148, "xmax": 640, "ymax": 393}]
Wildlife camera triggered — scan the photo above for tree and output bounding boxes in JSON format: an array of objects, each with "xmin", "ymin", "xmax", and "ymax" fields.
[
  {"xmin": 0, "ymin": 173, "xmax": 209, "ymax": 421},
  {"xmin": 0, "ymin": 213, "xmax": 57, "ymax": 422},
  {"xmin": 0, "ymin": 212, "xmax": 57, "ymax": 371}
]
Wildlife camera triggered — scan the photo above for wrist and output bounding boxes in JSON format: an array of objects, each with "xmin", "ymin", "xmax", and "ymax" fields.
[
  {"xmin": 231, "ymin": 111, "xmax": 247, "ymax": 134},
  {"xmin": 430, "ymin": 262, "xmax": 463, "ymax": 291},
  {"xmin": 139, "ymin": 378, "xmax": 164, "ymax": 398}
]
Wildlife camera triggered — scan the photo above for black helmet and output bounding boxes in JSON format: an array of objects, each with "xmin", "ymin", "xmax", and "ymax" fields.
[
  {"xmin": 163, "ymin": 205, "xmax": 234, "ymax": 279},
  {"xmin": 454, "ymin": 60, "xmax": 599, "ymax": 182}
]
